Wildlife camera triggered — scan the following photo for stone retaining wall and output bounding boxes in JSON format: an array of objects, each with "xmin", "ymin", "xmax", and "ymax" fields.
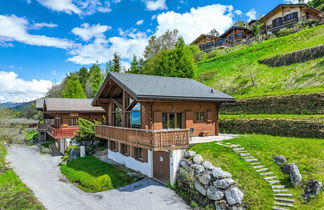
[{"xmin": 176, "ymin": 150, "xmax": 245, "ymax": 209}]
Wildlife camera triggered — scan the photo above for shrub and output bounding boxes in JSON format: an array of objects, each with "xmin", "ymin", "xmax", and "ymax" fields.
[
  {"xmin": 92, "ymin": 175, "xmax": 112, "ymax": 191},
  {"xmin": 25, "ymin": 130, "xmax": 38, "ymax": 143}
]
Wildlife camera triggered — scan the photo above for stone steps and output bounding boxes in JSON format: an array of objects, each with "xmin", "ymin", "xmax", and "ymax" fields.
[
  {"xmin": 274, "ymin": 197, "xmax": 294, "ymax": 203},
  {"xmin": 243, "ymin": 156, "xmax": 255, "ymax": 159},
  {"xmin": 274, "ymin": 193, "xmax": 293, "ymax": 197},
  {"xmin": 272, "ymin": 206, "xmax": 288, "ymax": 210},
  {"xmin": 245, "ymin": 158, "xmax": 258, "ymax": 162},
  {"xmin": 272, "ymin": 185, "xmax": 286, "ymax": 189},
  {"xmin": 268, "ymin": 180, "xmax": 281, "ymax": 184},
  {"xmin": 233, "ymin": 148, "xmax": 245, "ymax": 151},
  {"xmin": 274, "ymin": 202, "xmax": 294, "ymax": 207},
  {"xmin": 264, "ymin": 176, "xmax": 277, "ymax": 180},
  {"xmin": 256, "ymin": 168, "xmax": 269, "ymax": 172},
  {"xmin": 253, "ymin": 165, "xmax": 264, "ymax": 169},
  {"xmin": 273, "ymin": 189, "xmax": 289, "ymax": 193},
  {"xmin": 251, "ymin": 162, "xmax": 261, "ymax": 165},
  {"xmin": 260, "ymin": 172, "xmax": 274, "ymax": 176},
  {"xmin": 240, "ymin": 153, "xmax": 251, "ymax": 156}
]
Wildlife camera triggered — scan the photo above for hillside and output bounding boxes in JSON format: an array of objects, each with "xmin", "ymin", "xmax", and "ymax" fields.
[{"xmin": 196, "ymin": 25, "xmax": 324, "ymax": 99}]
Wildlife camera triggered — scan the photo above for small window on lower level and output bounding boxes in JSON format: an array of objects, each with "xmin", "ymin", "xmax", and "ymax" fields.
[{"xmin": 196, "ymin": 112, "xmax": 206, "ymax": 121}]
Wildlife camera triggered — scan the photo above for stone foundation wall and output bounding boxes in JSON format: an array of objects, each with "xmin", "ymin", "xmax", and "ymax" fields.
[{"xmin": 176, "ymin": 150, "xmax": 245, "ymax": 209}]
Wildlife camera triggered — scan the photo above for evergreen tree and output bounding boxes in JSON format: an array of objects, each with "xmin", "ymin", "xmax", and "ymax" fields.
[
  {"xmin": 89, "ymin": 64, "xmax": 103, "ymax": 97},
  {"xmin": 78, "ymin": 67, "xmax": 89, "ymax": 89},
  {"xmin": 129, "ymin": 55, "xmax": 139, "ymax": 74},
  {"xmin": 113, "ymin": 52, "xmax": 121, "ymax": 72},
  {"xmin": 62, "ymin": 74, "xmax": 86, "ymax": 98},
  {"xmin": 174, "ymin": 37, "xmax": 195, "ymax": 78}
]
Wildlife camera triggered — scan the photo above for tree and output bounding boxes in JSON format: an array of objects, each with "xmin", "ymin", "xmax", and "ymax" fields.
[
  {"xmin": 144, "ymin": 29, "xmax": 179, "ymax": 60},
  {"xmin": 89, "ymin": 64, "xmax": 103, "ymax": 97},
  {"xmin": 234, "ymin": 20, "xmax": 248, "ymax": 28},
  {"xmin": 208, "ymin": 29, "xmax": 220, "ymax": 37},
  {"xmin": 113, "ymin": 52, "xmax": 121, "ymax": 72},
  {"xmin": 62, "ymin": 74, "xmax": 86, "ymax": 98},
  {"xmin": 308, "ymin": 0, "xmax": 324, "ymax": 11},
  {"xmin": 251, "ymin": 21, "xmax": 264, "ymax": 36},
  {"xmin": 129, "ymin": 55, "xmax": 140, "ymax": 74},
  {"xmin": 174, "ymin": 37, "xmax": 195, "ymax": 78},
  {"xmin": 78, "ymin": 67, "xmax": 89, "ymax": 90}
]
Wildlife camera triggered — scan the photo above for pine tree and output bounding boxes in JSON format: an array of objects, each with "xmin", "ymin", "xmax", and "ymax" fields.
[
  {"xmin": 62, "ymin": 74, "xmax": 86, "ymax": 98},
  {"xmin": 89, "ymin": 64, "xmax": 103, "ymax": 97},
  {"xmin": 113, "ymin": 52, "xmax": 121, "ymax": 73},
  {"xmin": 174, "ymin": 37, "xmax": 195, "ymax": 78},
  {"xmin": 78, "ymin": 67, "xmax": 89, "ymax": 89},
  {"xmin": 129, "ymin": 55, "xmax": 139, "ymax": 74}
]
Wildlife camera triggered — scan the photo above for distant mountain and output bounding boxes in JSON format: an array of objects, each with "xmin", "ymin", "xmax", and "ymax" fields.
[
  {"xmin": 0, "ymin": 102, "xmax": 26, "ymax": 109},
  {"xmin": 0, "ymin": 101, "xmax": 34, "ymax": 112}
]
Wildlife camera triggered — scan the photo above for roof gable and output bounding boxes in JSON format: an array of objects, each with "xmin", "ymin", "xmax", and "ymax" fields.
[{"xmin": 43, "ymin": 98, "xmax": 105, "ymax": 113}]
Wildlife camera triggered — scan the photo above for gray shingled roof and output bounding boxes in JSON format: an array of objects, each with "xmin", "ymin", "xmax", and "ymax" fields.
[
  {"xmin": 108, "ymin": 72, "xmax": 234, "ymax": 102},
  {"xmin": 44, "ymin": 98, "xmax": 105, "ymax": 113},
  {"xmin": 36, "ymin": 98, "xmax": 44, "ymax": 110}
]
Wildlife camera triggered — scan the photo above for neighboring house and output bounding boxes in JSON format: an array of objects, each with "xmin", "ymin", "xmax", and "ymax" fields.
[
  {"xmin": 191, "ymin": 34, "xmax": 221, "ymax": 51},
  {"xmin": 92, "ymin": 72, "xmax": 234, "ymax": 184},
  {"xmin": 219, "ymin": 26, "xmax": 252, "ymax": 46},
  {"xmin": 259, "ymin": 3, "xmax": 323, "ymax": 34},
  {"xmin": 191, "ymin": 26, "xmax": 252, "ymax": 51},
  {"xmin": 36, "ymin": 98, "xmax": 106, "ymax": 153}
]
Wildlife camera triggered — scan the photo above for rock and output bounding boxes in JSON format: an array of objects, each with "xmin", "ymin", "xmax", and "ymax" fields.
[
  {"xmin": 272, "ymin": 155, "xmax": 287, "ymax": 167},
  {"xmin": 282, "ymin": 163, "xmax": 294, "ymax": 174},
  {"xmin": 193, "ymin": 164, "xmax": 205, "ymax": 175},
  {"xmin": 215, "ymin": 200, "xmax": 229, "ymax": 210},
  {"xmin": 213, "ymin": 178, "xmax": 236, "ymax": 189},
  {"xmin": 184, "ymin": 150, "xmax": 196, "ymax": 158},
  {"xmin": 194, "ymin": 181, "xmax": 207, "ymax": 196},
  {"xmin": 193, "ymin": 154, "xmax": 203, "ymax": 164},
  {"xmin": 207, "ymin": 186, "xmax": 224, "ymax": 200},
  {"xmin": 225, "ymin": 187, "xmax": 244, "ymax": 205},
  {"xmin": 212, "ymin": 168, "xmax": 232, "ymax": 179},
  {"xmin": 198, "ymin": 171, "xmax": 212, "ymax": 185},
  {"xmin": 228, "ymin": 206, "xmax": 245, "ymax": 210},
  {"xmin": 202, "ymin": 161, "xmax": 215, "ymax": 170},
  {"xmin": 195, "ymin": 193, "xmax": 210, "ymax": 206},
  {"xmin": 301, "ymin": 180, "xmax": 323, "ymax": 202},
  {"xmin": 180, "ymin": 159, "xmax": 192, "ymax": 172},
  {"xmin": 289, "ymin": 164, "xmax": 302, "ymax": 187}
]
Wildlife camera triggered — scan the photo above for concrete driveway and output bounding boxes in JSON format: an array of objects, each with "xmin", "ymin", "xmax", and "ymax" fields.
[{"xmin": 7, "ymin": 145, "xmax": 189, "ymax": 210}]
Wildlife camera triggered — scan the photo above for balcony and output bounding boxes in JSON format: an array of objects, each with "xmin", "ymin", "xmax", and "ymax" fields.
[
  {"xmin": 267, "ymin": 17, "xmax": 299, "ymax": 31},
  {"xmin": 48, "ymin": 126, "xmax": 79, "ymax": 139},
  {"xmin": 95, "ymin": 125, "xmax": 191, "ymax": 151}
]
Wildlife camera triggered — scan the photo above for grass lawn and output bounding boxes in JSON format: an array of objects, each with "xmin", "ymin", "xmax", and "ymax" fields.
[
  {"xmin": 220, "ymin": 114, "xmax": 324, "ymax": 123},
  {"xmin": 196, "ymin": 25, "xmax": 324, "ymax": 99},
  {"xmin": 60, "ymin": 156, "xmax": 139, "ymax": 192},
  {"xmin": 190, "ymin": 134, "xmax": 324, "ymax": 210},
  {"xmin": 0, "ymin": 145, "xmax": 44, "ymax": 210}
]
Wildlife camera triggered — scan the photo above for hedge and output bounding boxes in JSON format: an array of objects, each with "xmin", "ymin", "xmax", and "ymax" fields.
[
  {"xmin": 220, "ymin": 119, "xmax": 324, "ymax": 139},
  {"xmin": 221, "ymin": 93, "xmax": 324, "ymax": 115},
  {"xmin": 259, "ymin": 44, "xmax": 324, "ymax": 67}
]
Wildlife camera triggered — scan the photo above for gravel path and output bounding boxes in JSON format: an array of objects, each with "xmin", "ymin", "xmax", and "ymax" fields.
[{"xmin": 7, "ymin": 144, "xmax": 189, "ymax": 210}]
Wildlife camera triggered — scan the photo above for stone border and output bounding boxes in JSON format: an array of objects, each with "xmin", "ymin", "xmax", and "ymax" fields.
[{"xmin": 216, "ymin": 142, "xmax": 295, "ymax": 210}]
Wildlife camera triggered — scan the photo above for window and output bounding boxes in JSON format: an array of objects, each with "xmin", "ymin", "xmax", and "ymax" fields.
[
  {"xmin": 272, "ymin": 17, "xmax": 283, "ymax": 26},
  {"xmin": 110, "ymin": 141, "xmax": 117, "ymax": 151},
  {"xmin": 236, "ymin": 33, "xmax": 243, "ymax": 37},
  {"xmin": 284, "ymin": 12, "xmax": 298, "ymax": 21},
  {"xmin": 134, "ymin": 147, "xmax": 144, "ymax": 160},
  {"xmin": 229, "ymin": 35, "xmax": 235, "ymax": 39},
  {"xmin": 196, "ymin": 112, "xmax": 206, "ymax": 121},
  {"xmin": 162, "ymin": 112, "xmax": 183, "ymax": 129},
  {"xmin": 67, "ymin": 118, "xmax": 77, "ymax": 126},
  {"xmin": 121, "ymin": 144, "xmax": 129, "ymax": 156}
]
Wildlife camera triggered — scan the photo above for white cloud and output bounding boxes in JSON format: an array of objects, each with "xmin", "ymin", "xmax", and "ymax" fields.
[
  {"xmin": 35, "ymin": 0, "xmax": 112, "ymax": 15},
  {"xmin": 155, "ymin": 4, "xmax": 235, "ymax": 43},
  {"xmin": 235, "ymin": 10, "xmax": 242, "ymax": 15},
  {"xmin": 284, "ymin": 0, "xmax": 309, "ymax": 3},
  {"xmin": 136, "ymin": 19, "xmax": 144, "ymax": 25},
  {"xmin": 0, "ymin": 71, "xmax": 53, "ymax": 103},
  {"xmin": 68, "ymin": 24, "xmax": 148, "ymax": 65},
  {"xmin": 72, "ymin": 23, "xmax": 111, "ymax": 41},
  {"xmin": 0, "ymin": 15, "xmax": 74, "ymax": 49},
  {"xmin": 146, "ymin": 0, "xmax": 167, "ymax": 11},
  {"xmin": 30, "ymin": 22, "xmax": 58, "ymax": 29},
  {"xmin": 246, "ymin": 8, "xmax": 257, "ymax": 21}
]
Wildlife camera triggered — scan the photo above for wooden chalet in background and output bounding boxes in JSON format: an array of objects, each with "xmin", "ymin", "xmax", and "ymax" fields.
[
  {"xmin": 36, "ymin": 98, "xmax": 106, "ymax": 153},
  {"xmin": 92, "ymin": 72, "xmax": 234, "ymax": 184}
]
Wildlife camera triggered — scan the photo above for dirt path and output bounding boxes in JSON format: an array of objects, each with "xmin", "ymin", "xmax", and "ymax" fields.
[{"xmin": 7, "ymin": 145, "xmax": 189, "ymax": 210}]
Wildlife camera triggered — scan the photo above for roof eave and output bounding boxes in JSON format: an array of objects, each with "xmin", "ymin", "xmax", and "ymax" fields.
[{"xmin": 137, "ymin": 95, "xmax": 235, "ymax": 102}]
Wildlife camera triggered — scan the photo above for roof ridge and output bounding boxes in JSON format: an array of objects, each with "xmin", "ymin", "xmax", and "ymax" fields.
[{"xmin": 110, "ymin": 72, "xmax": 196, "ymax": 81}]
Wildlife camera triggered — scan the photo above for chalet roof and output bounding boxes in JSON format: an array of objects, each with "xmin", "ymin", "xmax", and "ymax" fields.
[
  {"xmin": 220, "ymin": 26, "xmax": 251, "ymax": 38},
  {"xmin": 191, "ymin": 34, "xmax": 219, "ymax": 45},
  {"xmin": 41, "ymin": 98, "xmax": 105, "ymax": 113},
  {"xmin": 93, "ymin": 72, "xmax": 234, "ymax": 104},
  {"xmin": 36, "ymin": 98, "xmax": 44, "ymax": 110},
  {"xmin": 260, "ymin": 4, "xmax": 323, "ymax": 22}
]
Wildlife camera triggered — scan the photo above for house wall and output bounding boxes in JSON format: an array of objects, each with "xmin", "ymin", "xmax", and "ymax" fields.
[
  {"xmin": 169, "ymin": 149, "xmax": 185, "ymax": 185},
  {"xmin": 222, "ymin": 28, "xmax": 251, "ymax": 40},
  {"xmin": 108, "ymin": 145, "xmax": 153, "ymax": 177},
  {"xmin": 151, "ymin": 101, "xmax": 219, "ymax": 137},
  {"xmin": 46, "ymin": 112, "xmax": 105, "ymax": 128},
  {"xmin": 193, "ymin": 37, "xmax": 219, "ymax": 46},
  {"xmin": 264, "ymin": 7, "xmax": 302, "ymax": 26}
]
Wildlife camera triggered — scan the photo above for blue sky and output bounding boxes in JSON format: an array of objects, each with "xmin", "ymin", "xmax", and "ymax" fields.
[{"xmin": 0, "ymin": 0, "xmax": 294, "ymax": 103}]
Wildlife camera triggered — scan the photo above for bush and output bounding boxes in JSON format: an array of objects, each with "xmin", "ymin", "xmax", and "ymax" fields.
[
  {"xmin": 25, "ymin": 130, "xmax": 38, "ymax": 143},
  {"xmin": 92, "ymin": 175, "xmax": 112, "ymax": 191}
]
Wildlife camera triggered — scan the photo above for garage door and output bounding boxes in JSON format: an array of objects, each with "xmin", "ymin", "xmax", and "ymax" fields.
[{"xmin": 153, "ymin": 151, "xmax": 170, "ymax": 183}]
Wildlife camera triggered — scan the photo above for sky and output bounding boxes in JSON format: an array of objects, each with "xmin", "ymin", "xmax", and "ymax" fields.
[{"xmin": 0, "ymin": 0, "xmax": 303, "ymax": 103}]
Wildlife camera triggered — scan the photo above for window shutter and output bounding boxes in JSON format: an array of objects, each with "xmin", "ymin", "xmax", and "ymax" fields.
[
  {"xmin": 207, "ymin": 112, "xmax": 213, "ymax": 122},
  {"xmin": 143, "ymin": 149, "xmax": 148, "ymax": 163}
]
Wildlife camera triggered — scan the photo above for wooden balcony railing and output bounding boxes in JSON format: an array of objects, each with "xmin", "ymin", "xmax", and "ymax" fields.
[
  {"xmin": 95, "ymin": 125, "xmax": 191, "ymax": 151},
  {"xmin": 48, "ymin": 126, "xmax": 79, "ymax": 139}
]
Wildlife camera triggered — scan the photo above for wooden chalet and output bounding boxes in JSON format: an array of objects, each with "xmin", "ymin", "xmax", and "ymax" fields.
[
  {"xmin": 219, "ymin": 26, "xmax": 252, "ymax": 46},
  {"xmin": 259, "ymin": 3, "xmax": 323, "ymax": 34},
  {"xmin": 36, "ymin": 98, "xmax": 106, "ymax": 153},
  {"xmin": 191, "ymin": 34, "xmax": 221, "ymax": 51},
  {"xmin": 92, "ymin": 72, "xmax": 234, "ymax": 183}
]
